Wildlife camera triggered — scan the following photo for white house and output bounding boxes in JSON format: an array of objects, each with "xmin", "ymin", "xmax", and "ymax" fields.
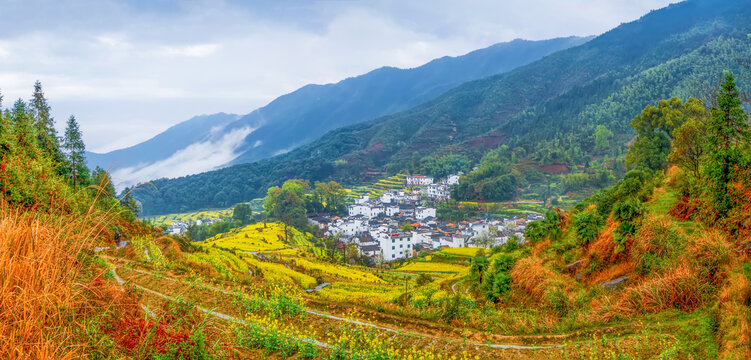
[
  {"xmin": 446, "ymin": 174, "xmax": 461, "ymax": 186},
  {"xmin": 348, "ymin": 204, "xmax": 369, "ymax": 217},
  {"xmin": 380, "ymin": 192, "xmax": 396, "ymax": 204},
  {"xmin": 386, "ymin": 205, "xmax": 400, "ymax": 217},
  {"xmin": 355, "ymin": 194, "xmax": 369, "ymax": 204},
  {"xmin": 406, "ymin": 175, "xmax": 433, "ymax": 186},
  {"xmin": 380, "ymin": 232, "xmax": 416, "ymax": 260},
  {"xmin": 425, "ymin": 184, "xmax": 450, "ymax": 200},
  {"xmin": 415, "ymin": 207, "xmax": 437, "ymax": 220},
  {"xmin": 368, "ymin": 204, "xmax": 385, "ymax": 218}
]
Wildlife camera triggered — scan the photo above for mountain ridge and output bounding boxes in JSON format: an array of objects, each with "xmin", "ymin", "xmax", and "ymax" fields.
[
  {"xmin": 88, "ymin": 36, "xmax": 591, "ymax": 187},
  {"xmin": 135, "ymin": 0, "xmax": 751, "ymax": 215}
]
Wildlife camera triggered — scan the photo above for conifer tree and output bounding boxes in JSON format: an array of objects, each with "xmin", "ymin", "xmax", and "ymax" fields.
[
  {"xmin": 11, "ymin": 99, "xmax": 38, "ymax": 158},
  {"xmin": 704, "ymin": 72, "xmax": 750, "ymax": 218},
  {"xmin": 29, "ymin": 81, "xmax": 62, "ymax": 161},
  {"xmin": 62, "ymin": 115, "xmax": 89, "ymax": 185}
]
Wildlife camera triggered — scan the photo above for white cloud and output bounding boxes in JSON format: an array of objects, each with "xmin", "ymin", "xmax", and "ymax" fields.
[
  {"xmin": 110, "ymin": 126, "xmax": 255, "ymax": 188},
  {"xmin": 161, "ymin": 43, "xmax": 221, "ymax": 57}
]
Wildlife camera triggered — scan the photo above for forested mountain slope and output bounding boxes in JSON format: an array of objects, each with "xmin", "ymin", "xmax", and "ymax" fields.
[
  {"xmin": 136, "ymin": 0, "xmax": 751, "ymax": 215},
  {"xmin": 90, "ymin": 36, "xmax": 587, "ymax": 188}
]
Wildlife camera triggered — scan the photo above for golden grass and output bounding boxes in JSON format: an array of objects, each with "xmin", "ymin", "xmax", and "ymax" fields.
[
  {"xmin": 510, "ymin": 257, "xmax": 559, "ymax": 299},
  {"xmin": 618, "ymin": 262, "xmax": 709, "ymax": 314},
  {"xmin": 718, "ymin": 270, "xmax": 751, "ymax": 359},
  {"xmin": 0, "ymin": 206, "xmax": 138, "ymax": 359}
]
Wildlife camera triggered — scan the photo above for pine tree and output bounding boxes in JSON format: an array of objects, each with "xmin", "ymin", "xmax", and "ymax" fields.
[
  {"xmin": 29, "ymin": 81, "xmax": 62, "ymax": 160},
  {"xmin": 704, "ymin": 72, "xmax": 750, "ymax": 218},
  {"xmin": 10, "ymin": 99, "xmax": 38, "ymax": 158},
  {"xmin": 62, "ymin": 115, "xmax": 89, "ymax": 186}
]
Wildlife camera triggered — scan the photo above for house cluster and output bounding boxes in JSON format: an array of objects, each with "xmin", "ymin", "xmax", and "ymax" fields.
[
  {"xmin": 166, "ymin": 218, "xmax": 222, "ymax": 235},
  {"xmin": 405, "ymin": 174, "xmax": 460, "ymax": 202},
  {"xmin": 309, "ymin": 212, "xmax": 537, "ymax": 262},
  {"xmin": 309, "ymin": 173, "xmax": 537, "ymax": 262}
]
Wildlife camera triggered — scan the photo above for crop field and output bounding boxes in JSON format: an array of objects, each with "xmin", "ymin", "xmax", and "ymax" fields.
[
  {"xmin": 345, "ymin": 173, "xmax": 408, "ymax": 200},
  {"xmin": 397, "ymin": 261, "xmax": 468, "ymax": 274},
  {"xmin": 144, "ymin": 208, "xmax": 233, "ymax": 226},
  {"xmin": 437, "ymin": 247, "xmax": 481, "ymax": 257},
  {"xmin": 200, "ymin": 222, "xmax": 316, "ymax": 253},
  {"xmin": 314, "ymin": 282, "xmax": 403, "ymax": 302},
  {"xmin": 290, "ymin": 258, "xmax": 386, "ymax": 284}
]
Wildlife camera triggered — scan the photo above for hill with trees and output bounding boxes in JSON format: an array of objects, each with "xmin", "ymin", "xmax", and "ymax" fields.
[
  {"xmin": 88, "ymin": 36, "xmax": 588, "ymax": 188},
  {"xmin": 134, "ymin": 0, "xmax": 751, "ymax": 215}
]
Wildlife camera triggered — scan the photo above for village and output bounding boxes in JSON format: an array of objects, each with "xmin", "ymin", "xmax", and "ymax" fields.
[{"xmin": 308, "ymin": 175, "xmax": 539, "ymax": 262}]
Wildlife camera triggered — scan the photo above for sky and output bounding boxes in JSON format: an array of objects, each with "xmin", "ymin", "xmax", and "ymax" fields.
[{"xmin": 0, "ymin": 0, "xmax": 679, "ymax": 153}]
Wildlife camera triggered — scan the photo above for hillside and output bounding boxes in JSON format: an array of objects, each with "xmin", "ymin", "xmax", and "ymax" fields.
[
  {"xmin": 135, "ymin": 0, "xmax": 751, "ymax": 215},
  {"xmin": 89, "ymin": 36, "xmax": 588, "ymax": 188},
  {"xmin": 101, "ymin": 75, "xmax": 751, "ymax": 358}
]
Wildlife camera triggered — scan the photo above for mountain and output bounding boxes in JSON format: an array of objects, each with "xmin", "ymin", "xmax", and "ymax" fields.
[
  {"xmin": 135, "ymin": 0, "xmax": 751, "ymax": 215},
  {"xmin": 88, "ymin": 36, "xmax": 590, "ymax": 187}
]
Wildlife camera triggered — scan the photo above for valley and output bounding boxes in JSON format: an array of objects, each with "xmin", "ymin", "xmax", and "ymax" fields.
[{"xmin": 2, "ymin": 0, "xmax": 751, "ymax": 359}]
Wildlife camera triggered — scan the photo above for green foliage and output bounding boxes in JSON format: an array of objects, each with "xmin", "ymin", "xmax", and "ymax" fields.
[
  {"xmin": 62, "ymin": 115, "xmax": 89, "ymax": 186},
  {"xmin": 264, "ymin": 180, "xmax": 309, "ymax": 233},
  {"xmin": 417, "ymin": 154, "xmax": 471, "ymax": 178},
  {"xmin": 310, "ymin": 181, "xmax": 348, "ymax": 215},
  {"xmin": 703, "ymin": 72, "xmax": 750, "ymax": 218},
  {"xmin": 594, "ymin": 124, "xmax": 614, "ymax": 154},
  {"xmin": 572, "ymin": 210, "xmax": 603, "ymax": 245},
  {"xmin": 626, "ymin": 97, "xmax": 705, "ymax": 172},
  {"xmin": 668, "ymin": 117, "xmax": 708, "ymax": 177},
  {"xmin": 415, "ymin": 273, "xmax": 433, "ymax": 287},
  {"xmin": 232, "ymin": 203, "xmax": 253, "ymax": 225}
]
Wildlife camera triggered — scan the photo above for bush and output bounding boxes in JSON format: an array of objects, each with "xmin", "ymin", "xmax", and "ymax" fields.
[{"xmin": 572, "ymin": 211, "xmax": 603, "ymax": 245}]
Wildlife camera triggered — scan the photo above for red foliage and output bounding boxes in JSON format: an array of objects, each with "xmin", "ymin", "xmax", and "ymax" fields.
[
  {"xmin": 668, "ymin": 194, "xmax": 699, "ymax": 221},
  {"xmin": 112, "ymin": 317, "xmax": 193, "ymax": 355}
]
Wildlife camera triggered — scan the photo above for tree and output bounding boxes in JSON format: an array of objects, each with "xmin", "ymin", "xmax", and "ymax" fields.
[
  {"xmin": 668, "ymin": 117, "xmax": 707, "ymax": 177},
  {"xmin": 313, "ymin": 181, "xmax": 347, "ymax": 214},
  {"xmin": 704, "ymin": 72, "xmax": 750, "ymax": 218},
  {"xmin": 233, "ymin": 203, "xmax": 252, "ymax": 225},
  {"xmin": 10, "ymin": 99, "xmax": 38, "ymax": 159},
  {"xmin": 626, "ymin": 97, "xmax": 704, "ymax": 171},
  {"xmin": 119, "ymin": 187, "xmax": 141, "ymax": 220},
  {"xmin": 263, "ymin": 180, "xmax": 308, "ymax": 241},
  {"xmin": 91, "ymin": 166, "xmax": 116, "ymax": 197},
  {"xmin": 594, "ymin": 125, "xmax": 614, "ymax": 154},
  {"xmin": 29, "ymin": 81, "xmax": 60, "ymax": 159},
  {"xmin": 62, "ymin": 115, "xmax": 89, "ymax": 186}
]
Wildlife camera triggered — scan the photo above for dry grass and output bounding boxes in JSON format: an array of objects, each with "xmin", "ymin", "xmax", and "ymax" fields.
[
  {"xmin": 618, "ymin": 262, "xmax": 710, "ymax": 314},
  {"xmin": 586, "ymin": 262, "xmax": 635, "ymax": 286},
  {"xmin": 0, "ymin": 205, "xmax": 136, "ymax": 359},
  {"xmin": 718, "ymin": 269, "xmax": 751, "ymax": 359},
  {"xmin": 584, "ymin": 219, "xmax": 624, "ymax": 266}
]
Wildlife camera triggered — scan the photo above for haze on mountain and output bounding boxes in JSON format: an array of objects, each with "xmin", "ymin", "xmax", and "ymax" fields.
[
  {"xmin": 87, "ymin": 36, "xmax": 589, "ymax": 188},
  {"xmin": 135, "ymin": 0, "xmax": 751, "ymax": 215}
]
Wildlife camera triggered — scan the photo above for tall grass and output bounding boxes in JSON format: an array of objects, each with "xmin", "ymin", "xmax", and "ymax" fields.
[{"xmin": 0, "ymin": 205, "xmax": 118, "ymax": 358}]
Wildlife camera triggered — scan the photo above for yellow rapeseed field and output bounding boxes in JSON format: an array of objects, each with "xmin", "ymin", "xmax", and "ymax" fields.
[
  {"xmin": 291, "ymin": 258, "xmax": 385, "ymax": 284},
  {"xmin": 397, "ymin": 261, "xmax": 468, "ymax": 274}
]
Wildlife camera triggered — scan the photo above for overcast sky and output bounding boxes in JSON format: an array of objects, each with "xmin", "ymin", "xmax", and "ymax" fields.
[{"xmin": 0, "ymin": 0, "xmax": 678, "ymax": 153}]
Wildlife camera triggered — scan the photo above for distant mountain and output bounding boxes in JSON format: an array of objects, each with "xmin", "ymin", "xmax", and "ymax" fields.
[
  {"xmin": 89, "ymin": 36, "xmax": 590, "ymax": 187},
  {"xmin": 134, "ymin": 0, "xmax": 751, "ymax": 215}
]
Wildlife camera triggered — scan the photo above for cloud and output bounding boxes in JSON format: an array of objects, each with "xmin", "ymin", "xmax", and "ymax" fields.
[
  {"xmin": 0, "ymin": 0, "xmax": 680, "ymax": 153},
  {"xmin": 110, "ymin": 125, "xmax": 255, "ymax": 188},
  {"xmin": 161, "ymin": 44, "xmax": 221, "ymax": 57}
]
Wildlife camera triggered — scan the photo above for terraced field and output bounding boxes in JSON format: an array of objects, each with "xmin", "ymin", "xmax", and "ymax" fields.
[{"xmin": 346, "ymin": 174, "xmax": 408, "ymax": 200}]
